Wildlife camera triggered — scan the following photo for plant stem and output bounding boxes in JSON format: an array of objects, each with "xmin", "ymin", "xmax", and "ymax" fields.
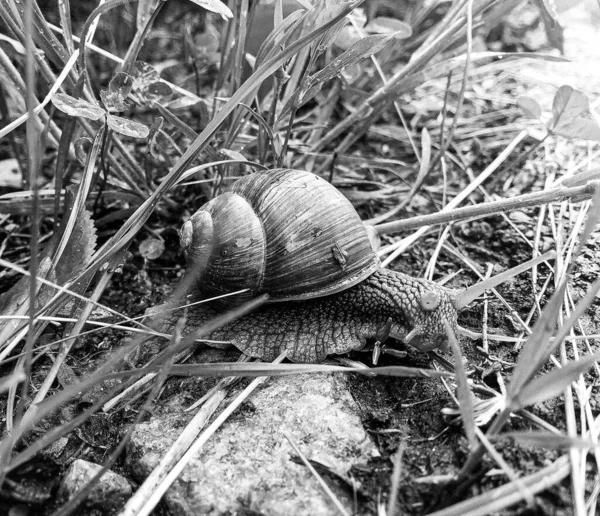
[{"xmin": 374, "ymin": 181, "xmax": 599, "ymax": 235}]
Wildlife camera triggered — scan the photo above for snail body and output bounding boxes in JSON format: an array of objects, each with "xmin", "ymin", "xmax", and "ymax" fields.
[{"xmin": 180, "ymin": 169, "xmax": 461, "ymax": 362}]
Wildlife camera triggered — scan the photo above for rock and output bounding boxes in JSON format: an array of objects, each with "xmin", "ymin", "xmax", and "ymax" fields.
[
  {"xmin": 126, "ymin": 373, "xmax": 378, "ymax": 516},
  {"xmin": 58, "ymin": 459, "xmax": 132, "ymax": 514}
]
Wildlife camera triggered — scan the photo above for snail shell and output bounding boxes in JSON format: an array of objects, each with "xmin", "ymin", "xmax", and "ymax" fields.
[{"xmin": 180, "ymin": 169, "xmax": 380, "ymax": 308}]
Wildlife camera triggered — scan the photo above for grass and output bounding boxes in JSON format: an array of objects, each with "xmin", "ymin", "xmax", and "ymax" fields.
[{"xmin": 1, "ymin": 0, "xmax": 600, "ymax": 515}]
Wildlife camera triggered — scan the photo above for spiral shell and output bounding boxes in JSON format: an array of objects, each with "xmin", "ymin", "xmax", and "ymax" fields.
[{"xmin": 181, "ymin": 169, "xmax": 380, "ymax": 308}]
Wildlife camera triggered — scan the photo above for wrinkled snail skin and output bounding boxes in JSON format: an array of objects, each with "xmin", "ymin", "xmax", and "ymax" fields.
[
  {"xmin": 183, "ymin": 269, "xmax": 460, "ymax": 363},
  {"xmin": 180, "ymin": 169, "xmax": 462, "ymax": 363}
]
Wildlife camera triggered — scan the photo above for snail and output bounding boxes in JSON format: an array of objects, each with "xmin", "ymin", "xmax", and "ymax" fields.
[{"xmin": 178, "ymin": 168, "xmax": 548, "ymax": 363}]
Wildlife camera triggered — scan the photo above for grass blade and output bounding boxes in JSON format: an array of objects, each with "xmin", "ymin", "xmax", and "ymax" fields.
[{"xmin": 511, "ymin": 351, "xmax": 600, "ymax": 411}]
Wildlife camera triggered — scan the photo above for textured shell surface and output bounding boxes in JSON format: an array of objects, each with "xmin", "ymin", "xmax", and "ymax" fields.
[
  {"xmin": 231, "ymin": 169, "xmax": 380, "ymax": 301},
  {"xmin": 183, "ymin": 169, "xmax": 381, "ymax": 306}
]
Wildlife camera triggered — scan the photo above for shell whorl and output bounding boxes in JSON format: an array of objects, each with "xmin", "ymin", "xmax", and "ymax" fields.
[{"xmin": 181, "ymin": 169, "xmax": 380, "ymax": 308}]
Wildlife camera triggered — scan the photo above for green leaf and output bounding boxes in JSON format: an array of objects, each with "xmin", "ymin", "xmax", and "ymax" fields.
[
  {"xmin": 517, "ymin": 95, "xmax": 542, "ymax": 119},
  {"xmin": 511, "ymin": 351, "xmax": 600, "ymax": 411},
  {"xmin": 506, "ymin": 279, "xmax": 567, "ymax": 398},
  {"xmin": 139, "ymin": 237, "xmax": 165, "ymax": 261},
  {"xmin": 51, "ymin": 93, "xmax": 106, "ymax": 121},
  {"xmin": 137, "ymin": 0, "xmax": 162, "ymax": 30},
  {"xmin": 148, "ymin": 117, "xmax": 165, "ymax": 161},
  {"xmin": 333, "ymin": 25, "xmax": 362, "ymax": 50},
  {"xmin": 553, "ymin": 117, "xmax": 600, "ymax": 142},
  {"xmin": 131, "ymin": 62, "xmax": 173, "ymax": 105},
  {"xmin": 550, "ymin": 85, "xmax": 590, "ymax": 129},
  {"xmin": 148, "ymin": 82, "xmax": 172, "ymax": 96},
  {"xmin": 309, "ymin": 33, "xmax": 395, "ymax": 85},
  {"xmin": 446, "ymin": 322, "xmax": 477, "ymax": 449},
  {"xmin": 538, "ymin": 0, "xmax": 584, "ymax": 21},
  {"xmin": 56, "ymin": 208, "xmax": 97, "ymax": 284},
  {"xmin": 132, "ymin": 61, "xmax": 161, "ymax": 87},
  {"xmin": 100, "ymin": 90, "xmax": 129, "ymax": 113},
  {"xmin": 101, "ymin": 72, "xmax": 135, "ymax": 112},
  {"xmin": 364, "ymin": 17, "xmax": 412, "ymax": 39},
  {"xmin": 109, "ymin": 72, "xmax": 134, "ymax": 97},
  {"xmin": 186, "ymin": 0, "xmax": 233, "ymax": 19},
  {"xmin": 252, "ymin": 10, "xmax": 305, "ymax": 70},
  {"xmin": 314, "ymin": 4, "xmax": 352, "ymax": 53},
  {"xmin": 106, "ymin": 114, "xmax": 149, "ymax": 138}
]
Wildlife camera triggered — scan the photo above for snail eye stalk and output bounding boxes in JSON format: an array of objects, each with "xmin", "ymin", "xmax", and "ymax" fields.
[{"xmin": 419, "ymin": 291, "xmax": 441, "ymax": 311}]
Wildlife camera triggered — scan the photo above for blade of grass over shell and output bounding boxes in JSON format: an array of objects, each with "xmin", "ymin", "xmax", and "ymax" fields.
[{"xmin": 95, "ymin": 291, "xmax": 262, "ymax": 413}]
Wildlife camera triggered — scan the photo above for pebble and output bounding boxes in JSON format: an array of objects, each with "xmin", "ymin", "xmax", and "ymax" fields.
[{"xmin": 58, "ymin": 459, "xmax": 132, "ymax": 513}]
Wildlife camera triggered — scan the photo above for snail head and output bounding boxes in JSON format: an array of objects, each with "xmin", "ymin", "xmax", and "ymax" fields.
[{"xmin": 395, "ymin": 251, "xmax": 555, "ymax": 353}]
